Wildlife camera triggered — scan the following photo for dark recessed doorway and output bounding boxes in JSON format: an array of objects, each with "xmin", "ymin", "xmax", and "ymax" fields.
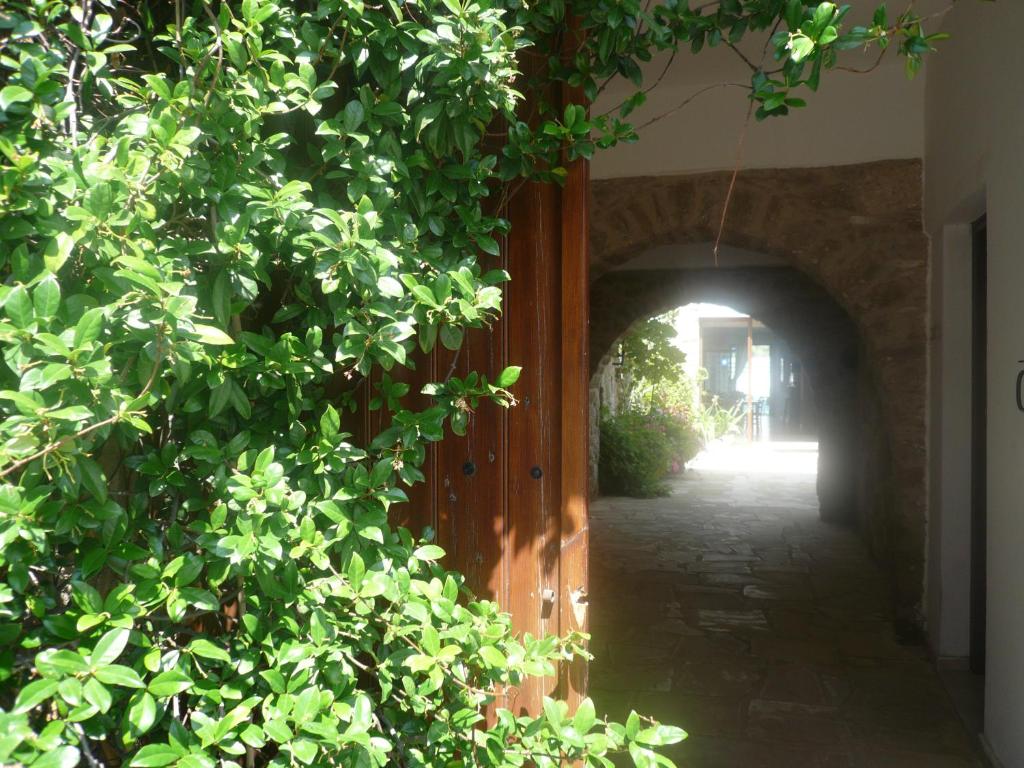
[{"xmin": 970, "ymin": 214, "xmax": 987, "ymax": 678}]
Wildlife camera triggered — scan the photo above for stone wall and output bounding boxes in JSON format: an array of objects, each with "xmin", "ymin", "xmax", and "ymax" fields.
[{"xmin": 589, "ymin": 160, "xmax": 929, "ymax": 623}]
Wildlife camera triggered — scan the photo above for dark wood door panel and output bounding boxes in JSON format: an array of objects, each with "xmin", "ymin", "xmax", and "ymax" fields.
[{"xmin": 360, "ymin": 54, "xmax": 590, "ymax": 716}]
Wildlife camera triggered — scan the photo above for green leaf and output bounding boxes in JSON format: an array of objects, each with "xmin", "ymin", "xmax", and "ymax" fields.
[
  {"xmin": 320, "ymin": 404, "xmax": 341, "ymax": 438},
  {"xmin": 254, "ymin": 444, "xmax": 275, "ymax": 473},
  {"xmin": 343, "ymin": 100, "xmax": 365, "ymax": 132},
  {"xmin": 189, "ymin": 638, "xmax": 231, "ymax": 663},
  {"xmin": 411, "ymin": 285, "xmax": 440, "ymax": 307},
  {"xmin": 78, "ymin": 456, "xmax": 108, "ymax": 502},
  {"xmin": 84, "ymin": 676, "xmax": 113, "ymax": 712},
  {"xmin": 263, "ymin": 719, "xmax": 293, "ymax": 743},
  {"xmin": 405, "ymin": 653, "xmax": 434, "ymax": 673},
  {"xmin": 212, "ymin": 270, "xmax": 232, "ymax": 328},
  {"xmin": 788, "ymin": 33, "xmax": 815, "ymax": 62},
  {"xmin": 37, "ymin": 649, "xmax": 90, "ymax": 675},
  {"xmin": 812, "ymin": 2, "xmax": 836, "ymax": 32},
  {"xmin": 49, "ymin": 405, "xmax": 93, "ymax": 422},
  {"xmin": 574, "ymin": 697, "xmax": 597, "ymax": 733},
  {"xmin": 413, "ymin": 545, "xmax": 445, "ymax": 561},
  {"xmin": 239, "ymin": 724, "xmax": 266, "ymax": 749},
  {"xmin": 0, "ymin": 85, "xmax": 33, "ymax": 110},
  {"xmin": 628, "ymin": 742, "xmax": 656, "ymax": 768},
  {"xmin": 208, "ymin": 381, "xmax": 231, "ymax": 418},
  {"xmin": 127, "ymin": 691, "xmax": 159, "ymax": 735},
  {"xmin": 439, "ymin": 324, "xmax": 463, "ymax": 351},
  {"xmin": 74, "ymin": 308, "xmax": 105, "ymax": 347},
  {"xmin": 543, "ymin": 697, "xmax": 564, "ymax": 728},
  {"xmin": 496, "ymin": 366, "xmax": 521, "ymax": 387},
  {"xmin": 191, "ymin": 324, "xmax": 235, "ymax": 345},
  {"xmin": 72, "ymin": 580, "xmax": 103, "ymax": 612},
  {"xmin": 291, "ymin": 739, "xmax": 318, "ymax": 764},
  {"xmin": 148, "ymin": 669, "xmax": 193, "ymax": 697},
  {"xmin": 129, "ymin": 743, "xmax": 181, "ymax": 767},
  {"xmin": 32, "ymin": 276, "xmax": 60, "ymax": 318},
  {"xmin": 43, "ymin": 233, "xmax": 74, "ymax": 274},
  {"xmin": 785, "ymin": 0, "xmax": 803, "ymax": 29},
  {"xmin": 95, "ymin": 664, "xmax": 146, "ymax": 688},
  {"xmin": 293, "ymin": 687, "xmax": 321, "ymax": 722},
  {"xmin": 637, "ymin": 723, "xmax": 688, "ymax": 746},
  {"xmin": 0, "ymin": 390, "xmax": 42, "ymax": 415},
  {"xmin": 13, "ymin": 678, "xmax": 59, "ymax": 713},
  {"xmin": 476, "ymin": 234, "xmax": 500, "ymax": 256},
  {"xmin": 347, "ymin": 551, "xmax": 365, "ymax": 586},
  {"xmin": 260, "ymin": 669, "xmax": 286, "ymax": 694},
  {"xmin": 30, "ymin": 747, "xmax": 80, "ymax": 768},
  {"xmin": 377, "ymin": 275, "xmax": 404, "ymax": 298},
  {"xmin": 5, "ymin": 285, "xmax": 32, "ymax": 328},
  {"xmin": 626, "ymin": 710, "xmax": 641, "ymax": 739},
  {"xmin": 91, "ymin": 627, "xmax": 131, "ymax": 666},
  {"xmin": 478, "ymin": 645, "xmax": 506, "ymax": 668},
  {"xmin": 142, "ymin": 74, "xmax": 172, "ymax": 101}
]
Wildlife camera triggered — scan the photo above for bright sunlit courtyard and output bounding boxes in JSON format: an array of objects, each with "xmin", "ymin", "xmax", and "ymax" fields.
[{"xmin": 688, "ymin": 439, "xmax": 820, "ymax": 477}]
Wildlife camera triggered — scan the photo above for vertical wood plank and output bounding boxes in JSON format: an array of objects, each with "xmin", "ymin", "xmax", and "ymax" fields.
[
  {"xmin": 557, "ymin": 17, "xmax": 591, "ymax": 709},
  {"xmin": 505, "ymin": 176, "xmax": 563, "ymax": 714},
  {"xmin": 434, "ymin": 320, "xmax": 506, "ymax": 600}
]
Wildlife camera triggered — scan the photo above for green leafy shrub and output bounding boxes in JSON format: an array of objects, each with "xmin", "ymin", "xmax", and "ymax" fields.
[
  {"xmin": 660, "ymin": 412, "xmax": 702, "ymax": 471},
  {"xmin": 650, "ymin": 374, "xmax": 700, "ymax": 427},
  {"xmin": 601, "ymin": 311, "xmax": 700, "ymax": 496},
  {"xmin": 0, "ymin": 0, "xmax": 943, "ymax": 765},
  {"xmin": 599, "ymin": 411, "xmax": 698, "ymax": 498}
]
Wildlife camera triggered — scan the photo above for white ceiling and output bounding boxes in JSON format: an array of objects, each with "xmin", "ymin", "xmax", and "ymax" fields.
[{"xmin": 589, "ymin": 1, "xmax": 954, "ymax": 179}]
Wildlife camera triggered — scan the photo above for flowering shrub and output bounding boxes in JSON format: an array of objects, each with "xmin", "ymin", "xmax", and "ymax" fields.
[
  {"xmin": 0, "ymin": 0, "xmax": 944, "ymax": 765},
  {"xmin": 599, "ymin": 411, "xmax": 699, "ymax": 498},
  {"xmin": 659, "ymin": 412, "xmax": 702, "ymax": 472}
]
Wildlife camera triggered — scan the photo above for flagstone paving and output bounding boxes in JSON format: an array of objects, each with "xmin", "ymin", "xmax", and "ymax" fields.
[{"xmin": 589, "ymin": 441, "xmax": 987, "ymax": 768}]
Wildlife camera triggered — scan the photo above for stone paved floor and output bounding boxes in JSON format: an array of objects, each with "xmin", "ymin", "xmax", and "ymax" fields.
[{"xmin": 589, "ymin": 441, "xmax": 987, "ymax": 768}]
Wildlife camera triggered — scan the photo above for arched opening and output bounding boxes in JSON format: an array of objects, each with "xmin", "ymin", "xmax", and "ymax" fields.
[
  {"xmin": 589, "ymin": 265, "xmax": 874, "ymax": 534},
  {"xmin": 591, "ymin": 298, "xmax": 822, "ymax": 495}
]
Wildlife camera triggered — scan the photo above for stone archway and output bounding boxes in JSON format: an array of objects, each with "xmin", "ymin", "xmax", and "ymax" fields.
[
  {"xmin": 591, "ymin": 267, "xmax": 867, "ymax": 535},
  {"xmin": 590, "ymin": 160, "xmax": 928, "ymax": 624}
]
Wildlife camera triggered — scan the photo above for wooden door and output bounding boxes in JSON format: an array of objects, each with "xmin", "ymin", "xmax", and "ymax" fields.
[
  {"xmin": 370, "ymin": 74, "xmax": 591, "ymax": 715},
  {"xmin": 970, "ymin": 214, "xmax": 987, "ymax": 676}
]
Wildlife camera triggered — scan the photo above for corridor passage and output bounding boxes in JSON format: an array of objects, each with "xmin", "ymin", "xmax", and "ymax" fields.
[{"xmin": 589, "ymin": 442, "xmax": 986, "ymax": 768}]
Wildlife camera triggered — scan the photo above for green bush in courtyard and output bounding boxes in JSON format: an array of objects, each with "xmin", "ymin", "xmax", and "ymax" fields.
[
  {"xmin": 0, "ymin": 0, "xmax": 945, "ymax": 765},
  {"xmin": 599, "ymin": 411, "xmax": 699, "ymax": 498}
]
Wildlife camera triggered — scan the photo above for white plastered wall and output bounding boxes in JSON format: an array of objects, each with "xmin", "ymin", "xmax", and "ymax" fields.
[
  {"xmin": 589, "ymin": 4, "xmax": 936, "ymax": 180},
  {"xmin": 592, "ymin": 56, "xmax": 926, "ymax": 179},
  {"xmin": 924, "ymin": 2, "xmax": 1024, "ymax": 765}
]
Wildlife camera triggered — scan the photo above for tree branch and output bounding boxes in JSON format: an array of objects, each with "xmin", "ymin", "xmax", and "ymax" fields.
[
  {"xmin": 634, "ymin": 82, "xmax": 748, "ymax": 132},
  {"xmin": 0, "ymin": 329, "xmax": 166, "ymax": 480}
]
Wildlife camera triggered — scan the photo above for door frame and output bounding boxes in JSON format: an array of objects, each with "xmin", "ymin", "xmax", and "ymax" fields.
[{"xmin": 969, "ymin": 214, "xmax": 987, "ymax": 676}]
